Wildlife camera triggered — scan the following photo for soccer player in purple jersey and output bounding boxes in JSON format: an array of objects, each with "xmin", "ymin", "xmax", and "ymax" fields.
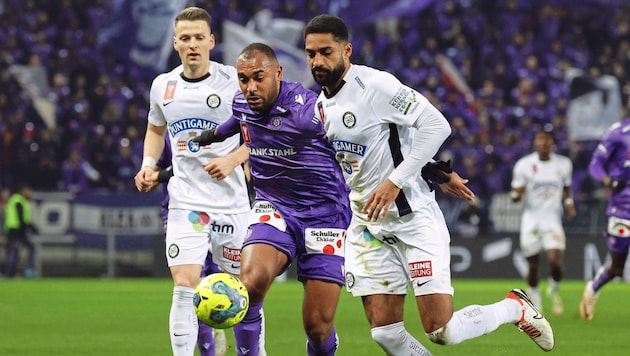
[
  {"xmin": 151, "ymin": 135, "xmax": 227, "ymax": 356},
  {"xmin": 581, "ymin": 112, "xmax": 630, "ymax": 320},
  {"xmin": 193, "ymin": 43, "xmax": 351, "ymax": 356}
]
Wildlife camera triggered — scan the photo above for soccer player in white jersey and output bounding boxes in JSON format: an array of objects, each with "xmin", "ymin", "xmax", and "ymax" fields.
[
  {"xmin": 511, "ymin": 127, "xmax": 576, "ymax": 315},
  {"xmin": 134, "ymin": 7, "xmax": 253, "ymax": 356},
  {"xmin": 303, "ymin": 14, "xmax": 555, "ymax": 354}
]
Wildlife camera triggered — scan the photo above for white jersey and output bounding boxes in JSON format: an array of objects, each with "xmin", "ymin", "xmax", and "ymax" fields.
[
  {"xmin": 148, "ymin": 62, "xmax": 249, "ymax": 213},
  {"xmin": 316, "ymin": 64, "xmax": 433, "ymax": 219},
  {"xmin": 511, "ymin": 152, "xmax": 573, "ymax": 224}
]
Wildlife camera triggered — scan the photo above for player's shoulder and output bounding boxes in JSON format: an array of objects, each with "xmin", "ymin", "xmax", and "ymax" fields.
[
  {"xmin": 280, "ymin": 81, "xmax": 318, "ymax": 107},
  {"xmin": 552, "ymin": 153, "xmax": 573, "ymax": 165},
  {"xmin": 210, "ymin": 61, "xmax": 237, "ymax": 82},
  {"xmin": 152, "ymin": 65, "xmax": 182, "ymax": 85},
  {"xmin": 515, "ymin": 152, "xmax": 536, "ymax": 165},
  {"xmin": 349, "ymin": 64, "xmax": 399, "ymax": 89}
]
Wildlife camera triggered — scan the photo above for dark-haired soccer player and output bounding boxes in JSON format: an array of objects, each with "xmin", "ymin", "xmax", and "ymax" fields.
[
  {"xmin": 303, "ymin": 14, "xmax": 554, "ymax": 354},
  {"xmin": 581, "ymin": 113, "xmax": 630, "ymax": 320},
  {"xmin": 193, "ymin": 43, "xmax": 351, "ymax": 356},
  {"xmin": 511, "ymin": 127, "xmax": 575, "ymax": 315}
]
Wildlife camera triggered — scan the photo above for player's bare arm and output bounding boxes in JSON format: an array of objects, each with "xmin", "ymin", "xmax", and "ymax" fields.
[
  {"xmin": 510, "ymin": 186, "xmax": 526, "ymax": 202},
  {"xmin": 135, "ymin": 123, "xmax": 166, "ymax": 192},
  {"xmin": 204, "ymin": 144, "xmax": 249, "ymax": 181},
  {"xmin": 563, "ymin": 186, "xmax": 576, "ymax": 220}
]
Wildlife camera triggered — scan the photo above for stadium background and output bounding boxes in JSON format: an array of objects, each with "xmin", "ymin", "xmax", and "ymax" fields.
[{"xmin": 0, "ymin": 0, "xmax": 629, "ymax": 279}]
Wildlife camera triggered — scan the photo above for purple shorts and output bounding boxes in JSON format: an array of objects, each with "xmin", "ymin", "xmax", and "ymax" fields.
[
  {"xmin": 606, "ymin": 234, "xmax": 630, "ymax": 254},
  {"xmin": 244, "ymin": 209, "xmax": 350, "ymax": 286}
]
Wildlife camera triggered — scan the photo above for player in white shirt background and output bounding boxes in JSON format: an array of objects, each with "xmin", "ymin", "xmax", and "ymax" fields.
[
  {"xmin": 511, "ymin": 127, "xmax": 576, "ymax": 316},
  {"xmin": 134, "ymin": 7, "xmax": 252, "ymax": 356},
  {"xmin": 303, "ymin": 14, "xmax": 555, "ymax": 355}
]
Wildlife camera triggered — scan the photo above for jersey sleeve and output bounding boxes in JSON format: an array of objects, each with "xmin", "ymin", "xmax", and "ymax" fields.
[
  {"xmin": 589, "ymin": 124, "xmax": 618, "ymax": 180},
  {"xmin": 369, "ymin": 70, "xmax": 430, "ymax": 127},
  {"xmin": 563, "ymin": 156, "xmax": 573, "ymax": 187},
  {"xmin": 216, "ymin": 112, "xmax": 243, "ymax": 138},
  {"xmin": 511, "ymin": 158, "xmax": 527, "ymax": 189},
  {"xmin": 147, "ymin": 76, "xmax": 167, "ymax": 127}
]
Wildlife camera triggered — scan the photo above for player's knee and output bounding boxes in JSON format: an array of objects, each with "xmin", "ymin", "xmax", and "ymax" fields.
[
  {"xmin": 371, "ymin": 323, "xmax": 403, "ymax": 349},
  {"xmin": 304, "ymin": 316, "xmax": 334, "ymax": 342},
  {"xmin": 426, "ymin": 317, "xmax": 459, "ymax": 345}
]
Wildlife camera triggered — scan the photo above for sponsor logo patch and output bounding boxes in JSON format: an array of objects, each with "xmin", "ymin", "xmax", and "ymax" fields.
[
  {"xmin": 223, "ymin": 246, "xmax": 241, "ymax": 262},
  {"xmin": 409, "ymin": 260, "xmax": 433, "ymax": 278},
  {"xmin": 389, "ymin": 87, "xmax": 418, "ymax": 115},
  {"xmin": 305, "ymin": 228, "xmax": 345, "ymax": 256}
]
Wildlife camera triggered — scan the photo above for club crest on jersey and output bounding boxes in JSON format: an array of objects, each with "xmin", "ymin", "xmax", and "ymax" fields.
[
  {"xmin": 342, "ymin": 112, "xmax": 356, "ymax": 128},
  {"xmin": 206, "ymin": 94, "xmax": 221, "ymax": 108},
  {"xmin": 271, "ymin": 117, "xmax": 282, "ymax": 128}
]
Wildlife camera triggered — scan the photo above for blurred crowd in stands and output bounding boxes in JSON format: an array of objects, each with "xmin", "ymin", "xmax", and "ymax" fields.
[{"xmin": 1, "ymin": 0, "xmax": 629, "ymax": 234}]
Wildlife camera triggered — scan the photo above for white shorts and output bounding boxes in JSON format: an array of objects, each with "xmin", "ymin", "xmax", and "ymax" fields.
[
  {"xmin": 344, "ymin": 200, "xmax": 454, "ymax": 297},
  {"xmin": 519, "ymin": 215, "xmax": 566, "ymax": 257},
  {"xmin": 165, "ymin": 208, "xmax": 248, "ymax": 274}
]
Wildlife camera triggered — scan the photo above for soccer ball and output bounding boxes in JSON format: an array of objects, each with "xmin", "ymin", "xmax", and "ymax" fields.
[{"xmin": 193, "ymin": 273, "xmax": 249, "ymax": 329}]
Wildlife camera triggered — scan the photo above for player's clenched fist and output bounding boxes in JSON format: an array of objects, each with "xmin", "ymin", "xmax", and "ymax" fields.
[{"xmin": 134, "ymin": 166, "xmax": 155, "ymax": 192}]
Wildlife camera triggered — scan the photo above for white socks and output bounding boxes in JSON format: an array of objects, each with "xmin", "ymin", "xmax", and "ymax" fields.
[
  {"xmin": 427, "ymin": 299, "xmax": 521, "ymax": 345},
  {"xmin": 371, "ymin": 321, "xmax": 432, "ymax": 356},
  {"xmin": 169, "ymin": 286, "xmax": 198, "ymax": 356}
]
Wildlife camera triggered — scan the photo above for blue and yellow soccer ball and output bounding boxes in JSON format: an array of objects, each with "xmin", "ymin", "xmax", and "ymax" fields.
[{"xmin": 193, "ymin": 273, "xmax": 249, "ymax": 329}]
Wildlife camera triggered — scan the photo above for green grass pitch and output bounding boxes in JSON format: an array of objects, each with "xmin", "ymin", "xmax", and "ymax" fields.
[{"xmin": 1, "ymin": 278, "xmax": 628, "ymax": 355}]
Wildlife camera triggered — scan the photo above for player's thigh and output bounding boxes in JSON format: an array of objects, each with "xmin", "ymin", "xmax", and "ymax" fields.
[
  {"xmin": 240, "ymin": 236, "xmax": 290, "ymax": 301},
  {"xmin": 541, "ymin": 225, "xmax": 566, "ymax": 253},
  {"xmin": 303, "ymin": 279, "xmax": 342, "ymax": 328},
  {"xmin": 415, "ymin": 293, "xmax": 454, "ymax": 333},
  {"xmin": 400, "ymin": 207, "xmax": 454, "ymax": 297},
  {"xmin": 519, "ymin": 229, "xmax": 542, "ymax": 257},
  {"xmin": 165, "ymin": 209, "xmax": 211, "ymax": 267},
  {"xmin": 361, "ymin": 294, "xmax": 405, "ymax": 327},
  {"xmin": 209, "ymin": 211, "xmax": 248, "ymax": 275},
  {"xmin": 344, "ymin": 221, "xmax": 409, "ymax": 296},
  {"xmin": 297, "ymin": 213, "xmax": 347, "ymax": 286}
]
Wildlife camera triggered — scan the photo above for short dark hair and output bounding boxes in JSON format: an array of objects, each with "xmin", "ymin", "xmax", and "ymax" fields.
[
  {"xmin": 239, "ymin": 43, "xmax": 278, "ymax": 63},
  {"xmin": 174, "ymin": 7, "xmax": 212, "ymax": 31},
  {"xmin": 536, "ymin": 124, "xmax": 555, "ymax": 141},
  {"xmin": 304, "ymin": 14, "xmax": 349, "ymax": 43}
]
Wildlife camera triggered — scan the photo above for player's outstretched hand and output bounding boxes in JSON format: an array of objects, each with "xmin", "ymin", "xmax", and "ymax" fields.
[
  {"xmin": 438, "ymin": 171, "xmax": 475, "ymax": 202},
  {"xmin": 191, "ymin": 129, "xmax": 218, "ymax": 146}
]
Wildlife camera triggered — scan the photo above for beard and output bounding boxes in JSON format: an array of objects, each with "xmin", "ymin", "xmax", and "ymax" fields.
[{"xmin": 312, "ymin": 61, "xmax": 345, "ymax": 87}]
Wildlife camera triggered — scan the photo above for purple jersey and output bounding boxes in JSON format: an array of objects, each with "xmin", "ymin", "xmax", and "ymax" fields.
[
  {"xmin": 217, "ymin": 81, "xmax": 350, "ymax": 218},
  {"xmin": 589, "ymin": 117, "xmax": 630, "ymax": 219}
]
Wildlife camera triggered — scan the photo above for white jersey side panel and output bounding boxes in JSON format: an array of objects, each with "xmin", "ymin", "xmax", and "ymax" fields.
[
  {"xmin": 511, "ymin": 152, "xmax": 573, "ymax": 223},
  {"xmin": 318, "ymin": 64, "xmax": 433, "ymax": 218},
  {"xmin": 147, "ymin": 62, "xmax": 249, "ymax": 213}
]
